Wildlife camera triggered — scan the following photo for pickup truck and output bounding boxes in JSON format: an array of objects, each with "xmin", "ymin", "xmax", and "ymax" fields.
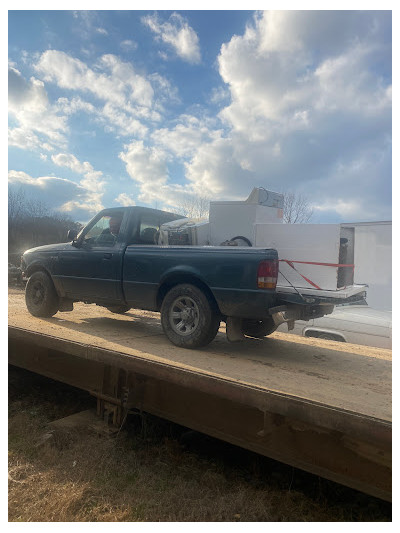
[{"xmin": 21, "ymin": 206, "xmax": 336, "ymax": 348}]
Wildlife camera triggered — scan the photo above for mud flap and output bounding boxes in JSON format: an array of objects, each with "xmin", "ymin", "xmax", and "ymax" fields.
[
  {"xmin": 58, "ymin": 298, "xmax": 74, "ymax": 312},
  {"xmin": 226, "ymin": 317, "xmax": 245, "ymax": 342}
]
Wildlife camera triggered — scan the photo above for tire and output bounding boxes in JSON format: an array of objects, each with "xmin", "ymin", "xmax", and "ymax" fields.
[
  {"xmin": 242, "ymin": 318, "xmax": 277, "ymax": 338},
  {"xmin": 161, "ymin": 284, "xmax": 220, "ymax": 348},
  {"xmin": 25, "ymin": 271, "xmax": 60, "ymax": 317},
  {"xmin": 106, "ymin": 305, "xmax": 131, "ymax": 314},
  {"xmin": 231, "ymin": 236, "xmax": 252, "ymax": 247}
]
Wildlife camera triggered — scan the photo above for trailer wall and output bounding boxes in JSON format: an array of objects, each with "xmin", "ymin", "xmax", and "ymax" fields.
[{"xmin": 341, "ymin": 222, "xmax": 392, "ymax": 311}]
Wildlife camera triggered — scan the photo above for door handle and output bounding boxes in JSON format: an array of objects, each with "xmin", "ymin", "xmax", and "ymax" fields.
[{"xmin": 103, "ymin": 253, "xmax": 113, "ymax": 260}]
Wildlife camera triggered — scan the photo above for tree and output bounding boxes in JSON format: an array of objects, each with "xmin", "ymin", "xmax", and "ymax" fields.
[
  {"xmin": 173, "ymin": 193, "xmax": 210, "ymax": 219},
  {"xmin": 8, "ymin": 188, "xmax": 82, "ymax": 259},
  {"xmin": 283, "ymin": 192, "xmax": 314, "ymax": 224}
]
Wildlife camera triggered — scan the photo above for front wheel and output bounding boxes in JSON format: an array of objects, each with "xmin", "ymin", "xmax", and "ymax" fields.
[
  {"xmin": 25, "ymin": 271, "xmax": 60, "ymax": 317},
  {"xmin": 161, "ymin": 284, "xmax": 220, "ymax": 348},
  {"xmin": 242, "ymin": 318, "xmax": 277, "ymax": 338}
]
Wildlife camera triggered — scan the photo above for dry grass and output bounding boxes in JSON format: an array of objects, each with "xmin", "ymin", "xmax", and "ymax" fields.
[{"xmin": 8, "ymin": 367, "xmax": 391, "ymax": 522}]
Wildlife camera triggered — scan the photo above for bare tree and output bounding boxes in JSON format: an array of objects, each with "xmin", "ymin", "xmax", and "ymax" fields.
[
  {"xmin": 283, "ymin": 192, "xmax": 314, "ymax": 224},
  {"xmin": 174, "ymin": 193, "xmax": 210, "ymax": 219},
  {"xmin": 8, "ymin": 188, "xmax": 82, "ymax": 257}
]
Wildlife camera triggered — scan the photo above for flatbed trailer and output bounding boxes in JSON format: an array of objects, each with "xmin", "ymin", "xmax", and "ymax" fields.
[{"xmin": 8, "ymin": 290, "xmax": 391, "ymax": 501}]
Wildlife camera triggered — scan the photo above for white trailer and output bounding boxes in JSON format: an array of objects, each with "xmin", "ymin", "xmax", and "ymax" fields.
[{"xmin": 340, "ymin": 221, "xmax": 392, "ymax": 311}]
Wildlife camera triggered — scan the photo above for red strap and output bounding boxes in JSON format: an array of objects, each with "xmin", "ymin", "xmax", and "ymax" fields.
[
  {"xmin": 279, "ymin": 259, "xmax": 355, "ymax": 291},
  {"xmin": 280, "ymin": 259, "xmax": 354, "ymax": 269}
]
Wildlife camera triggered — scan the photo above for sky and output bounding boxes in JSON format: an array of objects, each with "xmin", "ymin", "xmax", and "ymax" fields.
[{"xmin": 8, "ymin": 9, "xmax": 392, "ymax": 224}]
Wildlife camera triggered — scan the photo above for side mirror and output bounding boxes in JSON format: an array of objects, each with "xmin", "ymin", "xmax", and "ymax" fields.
[{"xmin": 67, "ymin": 229, "xmax": 78, "ymax": 241}]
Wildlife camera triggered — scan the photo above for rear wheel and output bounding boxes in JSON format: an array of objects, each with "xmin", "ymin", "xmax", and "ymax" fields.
[
  {"xmin": 161, "ymin": 284, "xmax": 220, "ymax": 348},
  {"xmin": 25, "ymin": 271, "xmax": 59, "ymax": 317},
  {"xmin": 242, "ymin": 318, "xmax": 277, "ymax": 338}
]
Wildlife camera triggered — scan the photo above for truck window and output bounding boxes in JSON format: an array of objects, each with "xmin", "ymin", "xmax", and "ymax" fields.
[
  {"xmin": 83, "ymin": 212, "xmax": 123, "ymax": 247},
  {"xmin": 138, "ymin": 213, "xmax": 160, "ymax": 244}
]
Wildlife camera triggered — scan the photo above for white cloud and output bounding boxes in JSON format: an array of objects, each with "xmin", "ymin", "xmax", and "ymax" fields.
[
  {"xmin": 56, "ymin": 96, "xmax": 96, "ymax": 115},
  {"xmin": 151, "ymin": 115, "xmax": 222, "ymax": 158},
  {"xmin": 72, "ymin": 11, "xmax": 108, "ymax": 42},
  {"xmin": 118, "ymin": 140, "xmax": 204, "ymax": 209},
  {"xmin": 179, "ymin": 10, "xmax": 391, "ymax": 221},
  {"xmin": 51, "ymin": 152, "xmax": 106, "ymax": 212},
  {"xmin": 119, "ymin": 141, "xmax": 169, "ymax": 204},
  {"xmin": 33, "ymin": 50, "xmax": 176, "ymax": 137},
  {"xmin": 52, "ymin": 153, "xmax": 95, "ymax": 175},
  {"xmin": 35, "ymin": 50, "xmax": 154, "ymax": 108},
  {"xmin": 99, "ymin": 103, "xmax": 149, "ymax": 137},
  {"xmin": 8, "ymin": 127, "xmax": 45, "ymax": 152},
  {"xmin": 8, "ymin": 65, "xmax": 68, "ymax": 151},
  {"xmin": 115, "ymin": 193, "xmax": 136, "ymax": 207},
  {"xmin": 120, "ymin": 40, "xmax": 137, "ymax": 51},
  {"xmin": 142, "ymin": 13, "xmax": 201, "ymax": 64},
  {"xmin": 8, "ymin": 170, "xmax": 92, "ymax": 214}
]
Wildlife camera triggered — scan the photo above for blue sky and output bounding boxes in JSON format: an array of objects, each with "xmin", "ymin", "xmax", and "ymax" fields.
[{"xmin": 8, "ymin": 9, "xmax": 392, "ymax": 223}]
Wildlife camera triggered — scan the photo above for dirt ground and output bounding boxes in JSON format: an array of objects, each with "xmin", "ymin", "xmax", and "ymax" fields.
[{"xmin": 8, "ymin": 287, "xmax": 392, "ymax": 421}]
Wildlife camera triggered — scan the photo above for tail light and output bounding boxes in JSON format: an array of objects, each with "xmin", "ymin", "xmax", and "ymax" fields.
[{"xmin": 257, "ymin": 259, "xmax": 278, "ymax": 289}]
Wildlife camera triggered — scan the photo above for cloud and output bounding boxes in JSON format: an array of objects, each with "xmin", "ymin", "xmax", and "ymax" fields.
[
  {"xmin": 8, "ymin": 65, "xmax": 68, "ymax": 151},
  {"xmin": 51, "ymin": 152, "xmax": 105, "ymax": 212},
  {"xmin": 177, "ymin": 10, "xmax": 391, "ymax": 221},
  {"xmin": 120, "ymin": 40, "xmax": 137, "ymax": 51},
  {"xmin": 35, "ymin": 50, "xmax": 154, "ymax": 108},
  {"xmin": 33, "ymin": 50, "xmax": 176, "ymax": 137},
  {"xmin": 119, "ymin": 140, "xmax": 170, "ymax": 204},
  {"xmin": 151, "ymin": 115, "xmax": 222, "ymax": 158},
  {"xmin": 72, "ymin": 11, "xmax": 108, "ymax": 41},
  {"xmin": 118, "ymin": 140, "xmax": 198, "ymax": 210},
  {"xmin": 142, "ymin": 13, "xmax": 201, "ymax": 64},
  {"xmin": 8, "ymin": 170, "xmax": 88, "ymax": 210},
  {"xmin": 115, "ymin": 193, "xmax": 136, "ymax": 207}
]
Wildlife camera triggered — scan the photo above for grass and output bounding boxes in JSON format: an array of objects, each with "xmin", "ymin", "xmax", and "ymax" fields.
[{"xmin": 8, "ymin": 366, "xmax": 392, "ymax": 522}]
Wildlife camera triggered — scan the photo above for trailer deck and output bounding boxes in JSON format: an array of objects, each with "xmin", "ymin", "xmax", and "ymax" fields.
[{"xmin": 8, "ymin": 289, "xmax": 392, "ymax": 501}]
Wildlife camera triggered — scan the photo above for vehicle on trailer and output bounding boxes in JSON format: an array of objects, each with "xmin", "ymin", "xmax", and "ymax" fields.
[{"xmin": 20, "ymin": 198, "xmax": 366, "ymax": 348}]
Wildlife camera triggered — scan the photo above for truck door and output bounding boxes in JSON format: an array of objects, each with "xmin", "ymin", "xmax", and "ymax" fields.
[{"xmin": 57, "ymin": 210, "xmax": 126, "ymax": 301}]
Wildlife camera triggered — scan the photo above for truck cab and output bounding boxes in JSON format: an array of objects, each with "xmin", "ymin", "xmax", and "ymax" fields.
[{"xmin": 53, "ymin": 207, "xmax": 184, "ymax": 303}]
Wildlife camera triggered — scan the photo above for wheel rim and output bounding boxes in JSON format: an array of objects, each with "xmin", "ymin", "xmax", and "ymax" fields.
[
  {"xmin": 31, "ymin": 280, "xmax": 46, "ymax": 306},
  {"xmin": 169, "ymin": 296, "xmax": 200, "ymax": 336}
]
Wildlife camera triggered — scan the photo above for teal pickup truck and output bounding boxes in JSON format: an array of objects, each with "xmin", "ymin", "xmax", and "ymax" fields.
[{"xmin": 21, "ymin": 206, "xmax": 335, "ymax": 348}]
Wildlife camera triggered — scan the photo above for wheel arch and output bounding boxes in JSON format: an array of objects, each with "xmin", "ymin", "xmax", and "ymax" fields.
[
  {"xmin": 304, "ymin": 328, "xmax": 346, "ymax": 342},
  {"xmin": 24, "ymin": 263, "xmax": 63, "ymax": 297},
  {"xmin": 25, "ymin": 263, "xmax": 51, "ymax": 279},
  {"xmin": 157, "ymin": 273, "xmax": 220, "ymax": 314}
]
